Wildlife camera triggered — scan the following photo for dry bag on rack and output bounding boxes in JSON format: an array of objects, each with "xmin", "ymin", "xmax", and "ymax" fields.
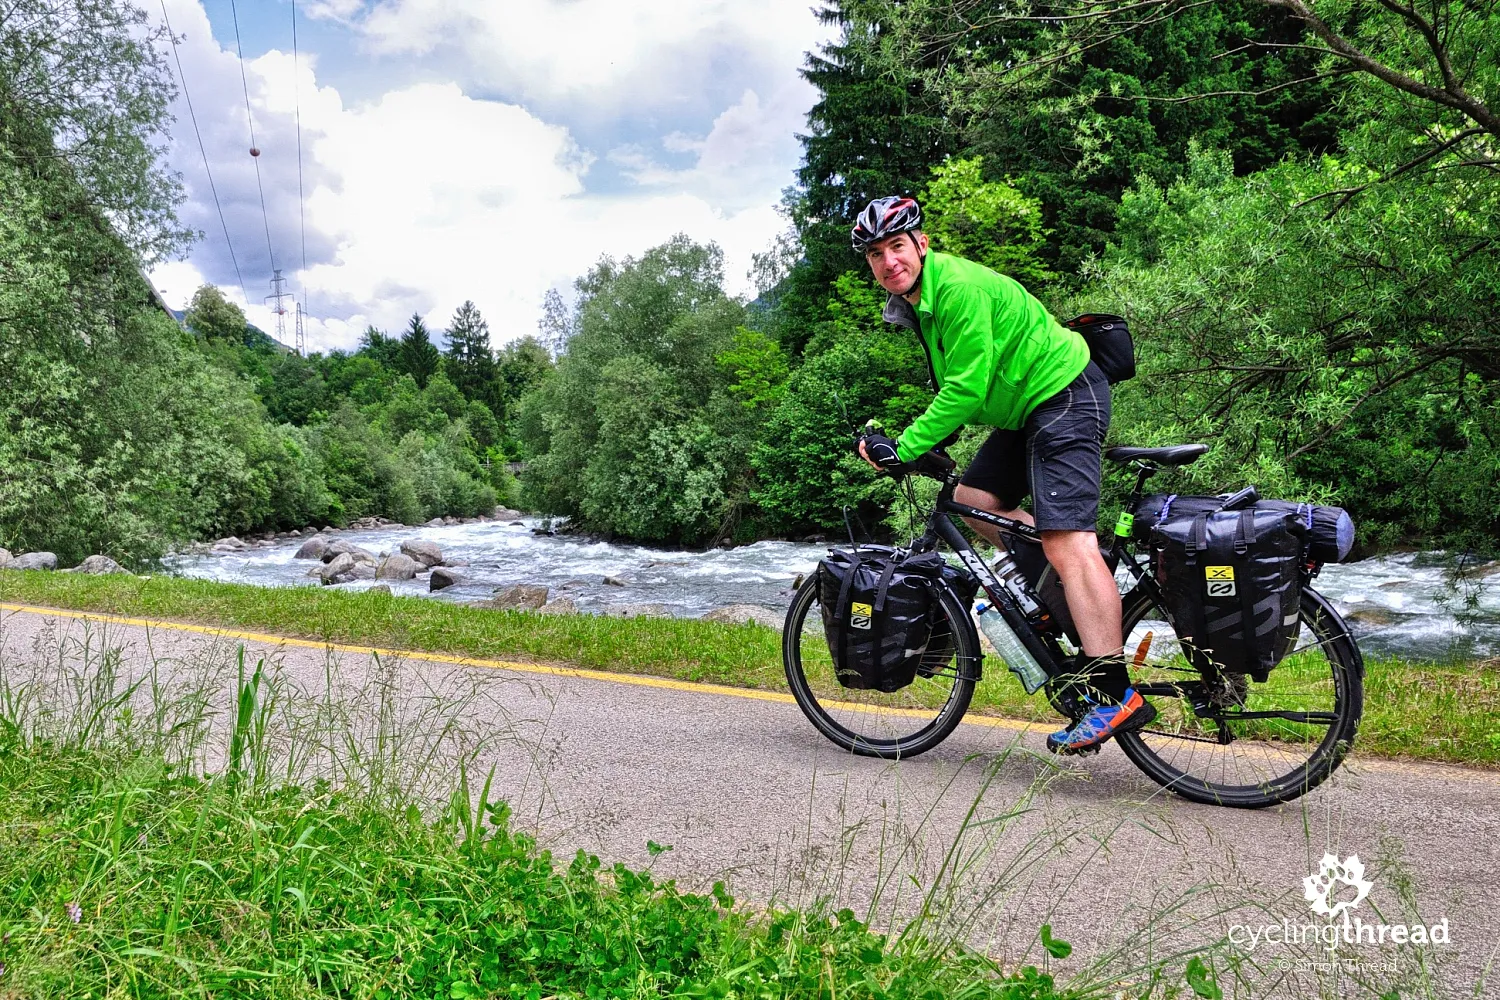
[
  {"xmin": 818, "ymin": 546, "xmax": 947, "ymax": 692},
  {"xmin": 1150, "ymin": 508, "xmax": 1306, "ymax": 681},
  {"xmin": 1134, "ymin": 493, "xmax": 1356, "ymax": 564}
]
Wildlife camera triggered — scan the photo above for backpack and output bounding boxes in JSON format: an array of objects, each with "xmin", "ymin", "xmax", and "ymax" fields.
[
  {"xmin": 1063, "ymin": 313, "xmax": 1135, "ymax": 384},
  {"xmin": 818, "ymin": 546, "xmax": 947, "ymax": 692},
  {"xmin": 1150, "ymin": 508, "xmax": 1306, "ymax": 681}
]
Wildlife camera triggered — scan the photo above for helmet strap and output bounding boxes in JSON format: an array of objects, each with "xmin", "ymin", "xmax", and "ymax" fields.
[{"xmin": 899, "ymin": 246, "xmax": 926, "ymax": 298}]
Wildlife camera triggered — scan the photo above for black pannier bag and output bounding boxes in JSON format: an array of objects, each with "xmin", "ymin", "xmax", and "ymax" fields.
[
  {"xmin": 818, "ymin": 546, "xmax": 947, "ymax": 692},
  {"xmin": 1150, "ymin": 508, "xmax": 1306, "ymax": 680},
  {"xmin": 921, "ymin": 562, "xmax": 979, "ymax": 676},
  {"xmin": 1134, "ymin": 493, "xmax": 1356, "ymax": 564},
  {"xmin": 1063, "ymin": 313, "xmax": 1135, "ymax": 384}
]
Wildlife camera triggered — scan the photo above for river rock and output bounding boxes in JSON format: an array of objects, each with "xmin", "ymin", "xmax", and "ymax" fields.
[
  {"xmin": 12, "ymin": 551, "xmax": 57, "ymax": 571},
  {"xmin": 64, "ymin": 555, "xmax": 125, "ymax": 575},
  {"xmin": 376, "ymin": 553, "xmax": 422, "ymax": 580},
  {"xmin": 602, "ymin": 603, "xmax": 669, "ymax": 619},
  {"xmin": 211, "ymin": 536, "xmax": 247, "ymax": 553},
  {"xmin": 425, "ymin": 517, "xmax": 445, "ymax": 527},
  {"xmin": 537, "ymin": 596, "xmax": 578, "ymax": 615},
  {"xmin": 702, "ymin": 604, "xmax": 782, "ymax": 628},
  {"xmin": 492, "ymin": 507, "xmax": 523, "ymax": 522},
  {"xmin": 0, "ymin": 548, "xmax": 12, "ymax": 568},
  {"xmin": 317, "ymin": 552, "xmax": 355, "ymax": 584},
  {"xmin": 294, "ymin": 536, "xmax": 329, "ymax": 560},
  {"xmin": 368, "ymin": 583, "xmax": 392, "ymax": 596},
  {"xmin": 430, "ymin": 567, "xmax": 462, "ymax": 591},
  {"xmin": 324, "ymin": 540, "xmax": 376, "ymax": 564},
  {"xmin": 487, "ymin": 584, "xmax": 549, "ymax": 610},
  {"xmin": 602, "ymin": 575, "xmax": 627, "ymax": 587},
  {"xmin": 1345, "ymin": 606, "xmax": 1400, "ymax": 627},
  {"xmin": 348, "ymin": 563, "xmax": 377, "ymax": 580},
  {"xmin": 400, "ymin": 539, "xmax": 444, "ymax": 568}
]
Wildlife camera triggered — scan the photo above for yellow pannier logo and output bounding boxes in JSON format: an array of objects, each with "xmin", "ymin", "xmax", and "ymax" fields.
[
  {"xmin": 1205, "ymin": 565, "xmax": 1236, "ymax": 597},
  {"xmin": 850, "ymin": 602, "xmax": 872, "ymax": 630}
]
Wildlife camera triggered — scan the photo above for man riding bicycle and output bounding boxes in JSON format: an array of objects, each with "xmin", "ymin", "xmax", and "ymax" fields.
[{"xmin": 850, "ymin": 195, "xmax": 1154, "ymax": 754}]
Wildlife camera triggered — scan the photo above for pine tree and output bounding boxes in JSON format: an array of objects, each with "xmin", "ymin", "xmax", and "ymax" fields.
[
  {"xmin": 443, "ymin": 300, "xmax": 497, "ymax": 406},
  {"xmin": 398, "ymin": 313, "xmax": 440, "ymax": 389},
  {"xmin": 536, "ymin": 288, "xmax": 571, "ymax": 359}
]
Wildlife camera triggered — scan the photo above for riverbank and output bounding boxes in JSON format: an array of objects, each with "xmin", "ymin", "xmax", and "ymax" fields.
[{"xmin": 2, "ymin": 572, "xmax": 1496, "ymax": 768}]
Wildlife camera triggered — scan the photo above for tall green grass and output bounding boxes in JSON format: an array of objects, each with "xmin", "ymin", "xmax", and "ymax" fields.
[{"xmin": 2, "ymin": 571, "xmax": 1496, "ymax": 766}]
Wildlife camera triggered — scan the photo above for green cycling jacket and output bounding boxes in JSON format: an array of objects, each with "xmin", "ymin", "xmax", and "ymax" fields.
[{"xmin": 883, "ymin": 251, "xmax": 1089, "ymax": 462}]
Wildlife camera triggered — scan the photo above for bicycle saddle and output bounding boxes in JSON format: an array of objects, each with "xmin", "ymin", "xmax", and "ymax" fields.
[{"xmin": 1104, "ymin": 444, "xmax": 1209, "ymax": 466}]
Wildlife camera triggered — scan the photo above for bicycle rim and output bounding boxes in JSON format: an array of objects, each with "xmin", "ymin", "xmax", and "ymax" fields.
[
  {"xmin": 782, "ymin": 574, "xmax": 977, "ymax": 759},
  {"xmin": 1114, "ymin": 587, "xmax": 1363, "ymax": 808}
]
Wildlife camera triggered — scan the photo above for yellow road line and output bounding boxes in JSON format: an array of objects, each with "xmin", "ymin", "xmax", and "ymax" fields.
[{"xmin": 0, "ymin": 602, "xmax": 1038, "ymax": 733}]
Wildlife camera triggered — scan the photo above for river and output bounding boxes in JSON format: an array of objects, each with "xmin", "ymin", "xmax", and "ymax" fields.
[{"xmin": 166, "ymin": 519, "xmax": 1499, "ymax": 662}]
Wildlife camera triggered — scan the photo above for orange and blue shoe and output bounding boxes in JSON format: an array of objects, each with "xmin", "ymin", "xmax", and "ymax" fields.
[{"xmin": 1046, "ymin": 688, "xmax": 1157, "ymax": 755}]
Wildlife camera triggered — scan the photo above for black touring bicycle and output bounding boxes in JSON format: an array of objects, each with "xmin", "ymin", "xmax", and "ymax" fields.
[{"xmin": 781, "ymin": 443, "xmax": 1364, "ymax": 809}]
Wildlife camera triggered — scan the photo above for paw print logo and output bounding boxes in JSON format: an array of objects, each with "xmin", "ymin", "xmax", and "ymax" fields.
[{"xmin": 1303, "ymin": 853, "xmax": 1373, "ymax": 919}]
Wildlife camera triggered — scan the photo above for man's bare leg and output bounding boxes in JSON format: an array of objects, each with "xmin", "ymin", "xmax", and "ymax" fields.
[{"xmin": 953, "ymin": 483, "xmax": 1120, "ymax": 657}]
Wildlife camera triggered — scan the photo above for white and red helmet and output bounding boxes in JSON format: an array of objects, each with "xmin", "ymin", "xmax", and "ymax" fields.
[{"xmin": 851, "ymin": 196, "xmax": 923, "ymax": 251}]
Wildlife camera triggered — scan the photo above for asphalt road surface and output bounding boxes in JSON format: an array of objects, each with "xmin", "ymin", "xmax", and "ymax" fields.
[{"xmin": 2, "ymin": 603, "xmax": 1495, "ymax": 998}]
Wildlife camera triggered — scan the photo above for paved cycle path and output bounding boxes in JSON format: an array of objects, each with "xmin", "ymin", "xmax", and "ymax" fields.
[{"xmin": 3, "ymin": 603, "xmax": 1495, "ymax": 997}]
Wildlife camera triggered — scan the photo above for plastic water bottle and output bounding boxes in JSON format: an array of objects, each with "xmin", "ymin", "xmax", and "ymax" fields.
[{"xmin": 976, "ymin": 602, "xmax": 1049, "ymax": 694}]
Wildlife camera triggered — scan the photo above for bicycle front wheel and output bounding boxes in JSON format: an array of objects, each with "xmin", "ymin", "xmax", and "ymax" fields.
[
  {"xmin": 782, "ymin": 573, "xmax": 979, "ymax": 759},
  {"xmin": 1113, "ymin": 585, "xmax": 1364, "ymax": 808}
]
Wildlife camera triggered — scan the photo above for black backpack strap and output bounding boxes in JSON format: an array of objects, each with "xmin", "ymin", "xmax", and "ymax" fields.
[
  {"xmin": 873, "ymin": 556, "xmax": 901, "ymax": 612},
  {"xmin": 1187, "ymin": 513, "xmax": 1208, "ymax": 565}
]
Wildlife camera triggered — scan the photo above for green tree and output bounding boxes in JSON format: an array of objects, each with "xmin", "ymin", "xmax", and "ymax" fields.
[
  {"xmin": 359, "ymin": 325, "xmax": 402, "ymax": 370},
  {"xmin": 443, "ymin": 300, "xmax": 499, "ymax": 411},
  {"xmin": 184, "ymin": 285, "xmax": 249, "ymax": 343},
  {"xmin": 518, "ymin": 236, "xmax": 751, "ymax": 542},
  {"xmin": 398, "ymin": 313, "xmax": 441, "ymax": 388},
  {"xmin": 920, "ymin": 157, "xmax": 1052, "ymax": 286}
]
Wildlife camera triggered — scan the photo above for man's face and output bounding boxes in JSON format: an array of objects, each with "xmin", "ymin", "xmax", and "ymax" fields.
[{"xmin": 864, "ymin": 230, "xmax": 928, "ymax": 295}]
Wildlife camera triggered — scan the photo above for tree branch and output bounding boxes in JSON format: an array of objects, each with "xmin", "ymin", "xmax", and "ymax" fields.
[{"xmin": 1291, "ymin": 126, "xmax": 1486, "ymax": 216}]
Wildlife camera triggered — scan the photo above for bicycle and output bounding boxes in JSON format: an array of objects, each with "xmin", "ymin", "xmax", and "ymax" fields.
[{"xmin": 782, "ymin": 443, "xmax": 1364, "ymax": 809}]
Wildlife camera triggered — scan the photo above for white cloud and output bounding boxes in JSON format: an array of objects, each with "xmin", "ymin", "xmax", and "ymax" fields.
[
  {"xmin": 356, "ymin": 0, "xmax": 825, "ymax": 112},
  {"xmin": 151, "ymin": 1, "xmax": 827, "ymax": 354}
]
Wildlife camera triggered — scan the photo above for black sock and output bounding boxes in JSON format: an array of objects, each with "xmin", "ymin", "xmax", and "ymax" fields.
[{"xmin": 1086, "ymin": 655, "xmax": 1130, "ymax": 703}]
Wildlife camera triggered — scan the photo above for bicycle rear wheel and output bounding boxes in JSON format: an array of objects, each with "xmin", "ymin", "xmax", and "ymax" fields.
[
  {"xmin": 782, "ymin": 573, "xmax": 978, "ymax": 759},
  {"xmin": 1111, "ymin": 585, "xmax": 1363, "ymax": 808}
]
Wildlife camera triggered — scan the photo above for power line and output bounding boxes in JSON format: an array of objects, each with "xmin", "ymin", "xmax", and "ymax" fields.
[
  {"xmin": 158, "ymin": 0, "xmax": 248, "ymax": 306},
  {"xmin": 291, "ymin": 0, "xmax": 309, "ymax": 316},
  {"xmin": 229, "ymin": 0, "xmax": 277, "ymax": 275}
]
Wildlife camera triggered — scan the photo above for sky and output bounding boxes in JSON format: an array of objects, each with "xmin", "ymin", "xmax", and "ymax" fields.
[{"xmin": 146, "ymin": 0, "xmax": 834, "ymax": 352}]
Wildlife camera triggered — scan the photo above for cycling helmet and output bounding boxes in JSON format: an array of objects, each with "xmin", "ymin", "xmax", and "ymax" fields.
[{"xmin": 851, "ymin": 196, "xmax": 923, "ymax": 251}]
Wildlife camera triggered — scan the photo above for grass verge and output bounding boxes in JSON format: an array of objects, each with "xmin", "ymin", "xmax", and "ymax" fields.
[{"xmin": 2, "ymin": 570, "xmax": 1497, "ymax": 767}]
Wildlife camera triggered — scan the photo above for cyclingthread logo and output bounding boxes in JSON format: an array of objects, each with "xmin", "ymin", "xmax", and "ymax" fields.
[
  {"xmin": 1229, "ymin": 850, "xmax": 1451, "ymax": 954},
  {"xmin": 1303, "ymin": 853, "xmax": 1373, "ymax": 919}
]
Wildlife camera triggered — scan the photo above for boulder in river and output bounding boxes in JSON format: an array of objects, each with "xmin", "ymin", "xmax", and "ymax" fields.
[
  {"xmin": 64, "ymin": 555, "xmax": 125, "ymax": 575},
  {"xmin": 602, "ymin": 575, "xmax": 627, "ymax": 587},
  {"xmin": 376, "ymin": 553, "xmax": 422, "ymax": 580},
  {"xmin": 425, "ymin": 517, "xmax": 445, "ymax": 527},
  {"xmin": 537, "ymin": 596, "xmax": 578, "ymax": 615},
  {"xmin": 317, "ymin": 552, "xmax": 356, "ymax": 584},
  {"xmin": 492, "ymin": 507, "xmax": 522, "ymax": 522},
  {"xmin": 702, "ymin": 604, "xmax": 782, "ymax": 628},
  {"xmin": 211, "ymin": 536, "xmax": 247, "ymax": 553},
  {"xmin": 430, "ymin": 567, "xmax": 462, "ymax": 591},
  {"xmin": 367, "ymin": 583, "xmax": 392, "ymax": 596},
  {"xmin": 400, "ymin": 539, "xmax": 444, "ymax": 568},
  {"xmin": 324, "ymin": 540, "xmax": 376, "ymax": 564},
  {"xmin": 483, "ymin": 584, "xmax": 549, "ymax": 610},
  {"xmin": 348, "ymin": 563, "xmax": 377, "ymax": 580},
  {"xmin": 294, "ymin": 536, "xmax": 329, "ymax": 560},
  {"xmin": 12, "ymin": 551, "xmax": 57, "ymax": 571}
]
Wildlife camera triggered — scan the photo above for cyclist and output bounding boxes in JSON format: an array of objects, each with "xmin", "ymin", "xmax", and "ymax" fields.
[{"xmin": 850, "ymin": 195, "xmax": 1154, "ymax": 754}]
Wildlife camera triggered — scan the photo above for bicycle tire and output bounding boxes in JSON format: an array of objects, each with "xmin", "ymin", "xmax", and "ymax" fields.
[
  {"xmin": 782, "ymin": 573, "xmax": 978, "ymax": 759},
  {"xmin": 1114, "ymin": 586, "xmax": 1364, "ymax": 808}
]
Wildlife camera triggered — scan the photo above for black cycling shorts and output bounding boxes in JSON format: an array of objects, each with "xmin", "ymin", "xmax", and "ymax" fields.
[{"xmin": 959, "ymin": 361, "xmax": 1110, "ymax": 532}]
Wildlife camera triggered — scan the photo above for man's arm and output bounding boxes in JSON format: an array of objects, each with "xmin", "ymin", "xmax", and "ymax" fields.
[{"xmin": 896, "ymin": 286, "xmax": 994, "ymax": 462}]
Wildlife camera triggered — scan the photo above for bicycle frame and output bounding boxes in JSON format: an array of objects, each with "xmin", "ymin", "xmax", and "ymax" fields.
[{"xmin": 904, "ymin": 458, "xmax": 1165, "ymax": 686}]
